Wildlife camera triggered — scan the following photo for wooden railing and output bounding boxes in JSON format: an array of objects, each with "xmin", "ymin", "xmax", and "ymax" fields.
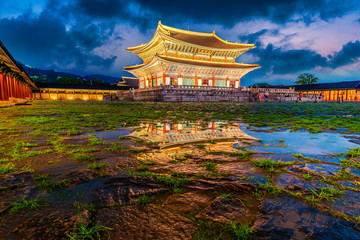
[
  {"xmin": 133, "ymin": 85, "xmax": 296, "ymax": 93},
  {"xmin": 244, "ymin": 87, "xmax": 296, "ymax": 93},
  {"xmin": 134, "ymin": 85, "xmax": 241, "ymax": 92}
]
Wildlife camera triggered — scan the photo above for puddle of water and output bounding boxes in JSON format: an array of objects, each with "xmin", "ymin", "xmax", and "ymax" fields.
[
  {"xmin": 83, "ymin": 129, "xmax": 132, "ymax": 139},
  {"xmin": 131, "ymin": 121, "xmax": 256, "ymax": 147},
  {"xmin": 240, "ymin": 124, "xmax": 360, "ymax": 157}
]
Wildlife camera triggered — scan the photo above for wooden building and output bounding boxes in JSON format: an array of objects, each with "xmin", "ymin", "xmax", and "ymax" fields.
[
  {"xmin": 124, "ymin": 21, "xmax": 260, "ymax": 90},
  {"xmin": 291, "ymin": 81, "xmax": 360, "ymax": 101},
  {"xmin": 33, "ymin": 83, "xmax": 128, "ymax": 101},
  {"xmin": 0, "ymin": 41, "xmax": 36, "ymax": 102}
]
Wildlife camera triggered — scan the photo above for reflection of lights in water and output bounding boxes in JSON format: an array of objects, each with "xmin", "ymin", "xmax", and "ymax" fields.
[{"xmin": 131, "ymin": 121, "xmax": 257, "ymax": 148}]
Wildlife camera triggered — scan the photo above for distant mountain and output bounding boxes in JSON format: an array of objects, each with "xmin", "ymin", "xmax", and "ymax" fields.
[
  {"xmin": 85, "ymin": 74, "xmax": 121, "ymax": 83},
  {"xmin": 19, "ymin": 63, "xmax": 121, "ymax": 84}
]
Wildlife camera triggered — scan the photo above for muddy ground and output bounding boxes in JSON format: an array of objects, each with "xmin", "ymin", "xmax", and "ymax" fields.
[{"xmin": 1, "ymin": 101, "xmax": 360, "ymax": 240}]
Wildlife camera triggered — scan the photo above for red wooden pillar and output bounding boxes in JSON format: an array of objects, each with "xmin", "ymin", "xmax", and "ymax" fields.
[
  {"xmin": 5, "ymin": 74, "xmax": 11, "ymax": 100},
  {"xmin": 18, "ymin": 82, "xmax": 22, "ymax": 99},
  {"xmin": 0, "ymin": 73, "xmax": 4, "ymax": 101},
  {"xmin": 23, "ymin": 84, "xmax": 26, "ymax": 98},
  {"xmin": 7, "ymin": 75, "xmax": 12, "ymax": 98},
  {"xmin": 21, "ymin": 83, "xmax": 25, "ymax": 99},
  {"xmin": 23, "ymin": 84, "xmax": 26, "ymax": 99},
  {"xmin": 10, "ymin": 76, "xmax": 15, "ymax": 98},
  {"xmin": 2, "ymin": 74, "xmax": 8, "ymax": 100},
  {"xmin": 16, "ymin": 80, "xmax": 20, "ymax": 98}
]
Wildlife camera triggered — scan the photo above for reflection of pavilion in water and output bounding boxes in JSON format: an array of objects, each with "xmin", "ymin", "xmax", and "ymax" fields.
[{"xmin": 131, "ymin": 121, "xmax": 257, "ymax": 147}]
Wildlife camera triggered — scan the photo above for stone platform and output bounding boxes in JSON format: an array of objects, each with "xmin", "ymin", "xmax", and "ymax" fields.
[{"xmin": 117, "ymin": 86, "xmax": 317, "ymax": 102}]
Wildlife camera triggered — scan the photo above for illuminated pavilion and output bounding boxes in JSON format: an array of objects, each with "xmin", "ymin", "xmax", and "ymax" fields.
[
  {"xmin": 124, "ymin": 21, "xmax": 260, "ymax": 90},
  {"xmin": 0, "ymin": 41, "xmax": 36, "ymax": 102}
]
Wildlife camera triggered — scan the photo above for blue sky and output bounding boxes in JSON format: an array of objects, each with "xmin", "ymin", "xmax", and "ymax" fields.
[{"xmin": 0, "ymin": 0, "xmax": 360, "ymax": 86}]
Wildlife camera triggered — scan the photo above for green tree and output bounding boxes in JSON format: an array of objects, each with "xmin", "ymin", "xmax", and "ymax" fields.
[
  {"xmin": 295, "ymin": 73, "xmax": 319, "ymax": 85},
  {"xmin": 249, "ymin": 82, "xmax": 271, "ymax": 88},
  {"xmin": 92, "ymin": 78, "xmax": 104, "ymax": 84}
]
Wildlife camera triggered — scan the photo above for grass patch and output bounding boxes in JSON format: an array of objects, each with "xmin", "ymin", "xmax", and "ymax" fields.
[
  {"xmin": 135, "ymin": 195, "xmax": 154, "ymax": 205},
  {"xmin": 87, "ymin": 135, "xmax": 105, "ymax": 145},
  {"xmin": 157, "ymin": 174, "xmax": 189, "ymax": 192},
  {"xmin": 8, "ymin": 196, "xmax": 44, "ymax": 213},
  {"xmin": 303, "ymin": 172, "xmax": 313, "ymax": 180},
  {"xmin": 193, "ymin": 221, "xmax": 255, "ymax": 240},
  {"xmin": 67, "ymin": 212, "xmax": 112, "ymax": 240},
  {"xmin": 74, "ymin": 153, "xmax": 98, "ymax": 162},
  {"xmin": 33, "ymin": 173, "xmax": 68, "ymax": 192},
  {"xmin": 12, "ymin": 149, "xmax": 53, "ymax": 160},
  {"xmin": 0, "ymin": 162, "xmax": 17, "ymax": 175},
  {"xmin": 252, "ymin": 159, "xmax": 294, "ymax": 173},
  {"xmin": 88, "ymin": 162, "xmax": 107, "ymax": 170},
  {"xmin": 129, "ymin": 149, "xmax": 146, "ymax": 154},
  {"xmin": 105, "ymin": 144, "xmax": 127, "ymax": 151},
  {"xmin": 306, "ymin": 186, "xmax": 343, "ymax": 203},
  {"xmin": 345, "ymin": 147, "xmax": 360, "ymax": 158},
  {"xmin": 218, "ymin": 193, "xmax": 233, "ymax": 199},
  {"xmin": 137, "ymin": 165, "xmax": 149, "ymax": 172},
  {"xmin": 201, "ymin": 161, "xmax": 216, "ymax": 171},
  {"xmin": 258, "ymin": 182, "xmax": 282, "ymax": 195}
]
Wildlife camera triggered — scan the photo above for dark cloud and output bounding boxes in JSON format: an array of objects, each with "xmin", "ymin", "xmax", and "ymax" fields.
[
  {"xmin": 131, "ymin": 0, "xmax": 355, "ymax": 26},
  {"xmin": 239, "ymin": 30, "xmax": 268, "ymax": 45},
  {"xmin": 238, "ymin": 43, "xmax": 328, "ymax": 79},
  {"xmin": 76, "ymin": 0, "xmax": 126, "ymax": 18},
  {"xmin": 0, "ymin": 8, "xmax": 117, "ymax": 74},
  {"xmin": 331, "ymin": 41, "xmax": 360, "ymax": 68}
]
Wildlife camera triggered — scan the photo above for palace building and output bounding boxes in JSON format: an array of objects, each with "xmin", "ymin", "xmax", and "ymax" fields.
[
  {"xmin": 0, "ymin": 41, "xmax": 36, "ymax": 103},
  {"xmin": 124, "ymin": 21, "xmax": 260, "ymax": 91}
]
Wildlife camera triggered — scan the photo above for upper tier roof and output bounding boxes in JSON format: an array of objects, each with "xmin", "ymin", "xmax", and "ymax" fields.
[
  {"xmin": 123, "ymin": 54, "xmax": 260, "ymax": 71},
  {"xmin": 159, "ymin": 22, "xmax": 254, "ymax": 50},
  {"xmin": 127, "ymin": 21, "xmax": 255, "ymax": 52}
]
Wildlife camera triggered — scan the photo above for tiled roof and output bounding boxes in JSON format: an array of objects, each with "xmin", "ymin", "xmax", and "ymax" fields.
[
  {"xmin": 160, "ymin": 23, "xmax": 253, "ymax": 50},
  {"xmin": 35, "ymin": 82, "xmax": 129, "ymax": 90},
  {"xmin": 123, "ymin": 54, "xmax": 260, "ymax": 71},
  {"xmin": 293, "ymin": 80, "xmax": 360, "ymax": 90}
]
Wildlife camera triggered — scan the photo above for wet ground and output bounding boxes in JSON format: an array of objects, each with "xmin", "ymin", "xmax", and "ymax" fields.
[{"xmin": 1, "ymin": 101, "xmax": 360, "ymax": 239}]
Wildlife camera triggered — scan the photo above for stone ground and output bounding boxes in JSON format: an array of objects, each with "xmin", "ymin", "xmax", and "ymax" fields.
[
  {"xmin": 1, "ymin": 101, "xmax": 360, "ymax": 239},
  {"xmin": 0, "ymin": 130, "xmax": 360, "ymax": 240}
]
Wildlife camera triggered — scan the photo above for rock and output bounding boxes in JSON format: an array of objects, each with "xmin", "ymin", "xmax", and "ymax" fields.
[
  {"xmin": 52, "ymin": 169, "xmax": 94, "ymax": 187},
  {"xmin": 0, "ymin": 205, "xmax": 90, "ymax": 240},
  {"xmin": 253, "ymin": 153, "xmax": 301, "ymax": 163},
  {"xmin": 273, "ymin": 173, "xmax": 331, "ymax": 193},
  {"xmin": 252, "ymin": 194, "xmax": 360, "ymax": 240},
  {"xmin": 195, "ymin": 197, "xmax": 250, "ymax": 223},
  {"xmin": 0, "ymin": 171, "xmax": 33, "ymax": 191},
  {"xmin": 150, "ymin": 163, "xmax": 207, "ymax": 175},
  {"xmin": 162, "ymin": 192, "xmax": 212, "ymax": 213},
  {"xmin": 291, "ymin": 163, "xmax": 342, "ymax": 177},
  {"xmin": 187, "ymin": 177, "xmax": 256, "ymax": 193},
  {"xmin": 216, "ymin": 162, "xmax": 266, "ymax": 177},
  {"xmin": 322, "ymin": 190, "xmax": 360, "ymax": 217},
  {"xmin": 96, "ymin": 204, "xmax": 197, "ymax": 240},
  {"xmin": 92, "ymin": 176, "xmax": 167, "ymax": 207},
  {"xmin": 0, "ymin": 172, "xmax": 44, "ymax": 215}
]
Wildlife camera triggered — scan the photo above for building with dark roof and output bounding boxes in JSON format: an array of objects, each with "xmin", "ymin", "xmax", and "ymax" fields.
[
  {"xmin": 0, "ymin": 40, "xmax": 37, "ymax": 102},
  {"xmin": 268, "ymin": 80, "xmax": 360, "ymax": 101},
  {"xmin": 124, "ymin": 21, "xmax": 260, "ymax": 90},
  {"xmin": 33, "ymin": 82, "xmax": 128, "ymax": 101}
]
